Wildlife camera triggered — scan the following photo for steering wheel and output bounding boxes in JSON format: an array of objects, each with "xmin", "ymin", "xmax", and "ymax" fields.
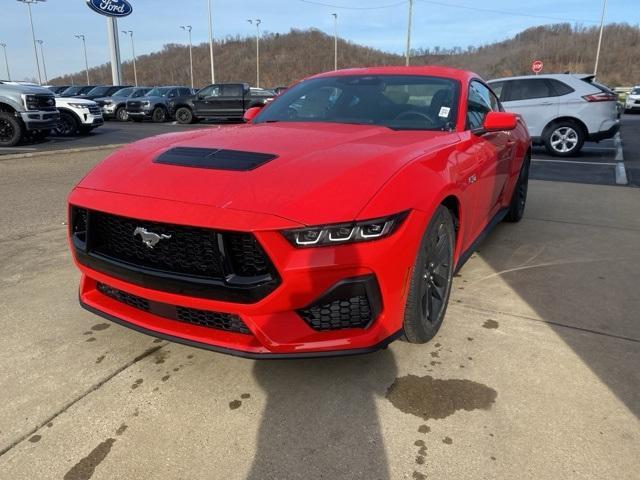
[{"xmin": 394, "ymin": 110, "xmax": 436, "ymax": 124}]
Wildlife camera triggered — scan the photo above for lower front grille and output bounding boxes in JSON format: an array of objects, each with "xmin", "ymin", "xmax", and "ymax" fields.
[
  {"xmin": 97, "ymin": 282, "xmax": 251, "ymax": 335},
  {"xmin": 88, "ymin": 105, "xmax": 102, "ymax": 116}
]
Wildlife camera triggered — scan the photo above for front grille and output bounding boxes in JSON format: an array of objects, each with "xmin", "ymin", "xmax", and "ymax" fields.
[
  {"xmin": 97, "ymin": 282, "xmax": 251, "ymax": 334},
  {"xmin": 226, "ymin": 233, "xmax": 271, "ymax": 277},
  {"xmin": 31, "ymin": 94, "xmax": 57, "ymax": 111},
  {"xmin": 88, "ymin": 105, "xmax": 102, "ymax": 116},
  {"xmin": 298, "ymin": 295, "xmax": 373, "ymax": 331},
  {"xmin": 127, "ymin": 101, "xmax": 142, "ymax": 112}
]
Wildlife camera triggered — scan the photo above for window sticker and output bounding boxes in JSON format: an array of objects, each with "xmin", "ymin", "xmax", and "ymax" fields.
[{"xmin": 439, "ymin": 106, "xmax": 451, "ymax": 118}]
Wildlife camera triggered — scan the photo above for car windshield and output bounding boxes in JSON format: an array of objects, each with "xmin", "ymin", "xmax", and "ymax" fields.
[
  {"xmin": 631, "ymin": 88, "xmax": 640, "ymax": 95},
  {"xmin": 61, "ymin": 86, "xmax": 83, "ymax": 95},
  {"xmin": 255, "ymin": 75, "xmax": 458, "ymax": 131},
  {"xmin": 146, "ymin": 87, "xmax": 172, "ymax": 97},
  {"xmin": 131, "ymin": 88, "xmax": 151, "ymax": 98},
  {"xmin": 86, "ymin": 86, "xmax": 111, "ymax": 96},
  {"xmin": 112, "ymin": 87, "xmax": 134, "ymax": 97}
]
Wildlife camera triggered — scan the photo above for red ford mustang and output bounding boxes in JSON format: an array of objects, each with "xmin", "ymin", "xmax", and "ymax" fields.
[{"xmin": 68, "ymin": 66, "xmax": 530, "ymax": 358}]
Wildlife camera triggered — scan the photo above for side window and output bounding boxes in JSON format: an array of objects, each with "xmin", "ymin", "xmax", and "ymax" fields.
[
  {"xmin": 222, "ymin": 84, "xmax": 243, "ymax": 97},
  {"xmin": 548, "ymin": 79, "xmax": 574, "ymax": 96},
  {"xmin": 197, "ymin": 85, "xmax": 219, "ymax": 98},
  {"xmin": 167, "ymin": 89, "xmax": 177, "ymax": 98},
  {"xmin": 505, "ymin": 79, "xmax": 554, "ymax": 101},
  {"xmin": 489, "ymin": 81, "xmax": 505, "ymax": 101},
  {"xmin": 467, "ymin": 81, "xmax": 493, "ymax": 130}
]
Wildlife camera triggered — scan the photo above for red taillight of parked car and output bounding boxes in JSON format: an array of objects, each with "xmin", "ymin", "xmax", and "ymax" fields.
[{"xmin": 582, "ymin": 92, "xmax": 616, "ymax": 102}]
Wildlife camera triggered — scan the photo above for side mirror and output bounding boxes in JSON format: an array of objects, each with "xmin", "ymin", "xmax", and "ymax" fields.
[
  {"xmin": 243, "ymin": 106, "xmax": 263, "ymax": 123},
  {"xmin": 482, "ymin": 111, "xmax": 518, "ymax": 132}
]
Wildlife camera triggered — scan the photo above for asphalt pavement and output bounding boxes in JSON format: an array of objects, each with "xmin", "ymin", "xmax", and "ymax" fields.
[{"xmin": 0, "ymin": 142, "xmax": 638, "ymax": 478}]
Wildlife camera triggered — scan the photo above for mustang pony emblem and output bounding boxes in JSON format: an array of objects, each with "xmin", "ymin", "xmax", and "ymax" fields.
[{"xmin": 133, "ymin": 227, "xmax": 171, "ymax": 249}]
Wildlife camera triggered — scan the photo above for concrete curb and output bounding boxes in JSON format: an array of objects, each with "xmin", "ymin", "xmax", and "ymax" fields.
[
  {"xmin": 0, "ymin": 144, "xmax": 125, "ymax": 161},
  {"xmin": 614, "ymin": 132, "xmax": 628, "ymax": 185}
]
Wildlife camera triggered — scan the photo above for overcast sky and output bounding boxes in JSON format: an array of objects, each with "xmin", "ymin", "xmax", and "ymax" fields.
[{"xmin": 1, "ymin": 0, "xmax": 636, "ymax": 82}]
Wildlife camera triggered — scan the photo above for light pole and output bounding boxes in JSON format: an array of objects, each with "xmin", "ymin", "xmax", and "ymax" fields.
[
  {"xmin": 180, "ymin": 25, "xmax": 194, "ymax": 89},
  {"xmin": 405, "ymin": 0, "xmax": 413, "ymax": 66},
  {"xmin": 331, "ymin": 13, "xmax": 338, "ymax": 70},
  {"xmin": 0, "ymin": 43, "xmax": 9, "ymax": 81},
  {"xmin": 75, "ymin": 34, "xmax": 90, "ymax": 85},
  {"xmin": 594, "ymin": 0, "xmax": 608, "ymax": 78},
  {"xmin": 247, "ymin": 19, "xmax": 261, "ymax": 88},
  {"xmin": 208, "ymin": 0, "xmax": 215, "ymax": 84},
  {"xmin": 122, "ymin": 30, "xmax": 138, "ymax": 86},
  {"xmin": 36, "ymin": 40, "xmax": 47, "ymax": 84},
  {"xmin": 17, "ymin": 0, "xmax": 46, "ymax": 85}
]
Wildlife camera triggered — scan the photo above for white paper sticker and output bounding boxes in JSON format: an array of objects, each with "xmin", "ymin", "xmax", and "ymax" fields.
[{"xmin": 438, "ymin": 106, "xmax": 451, "ymax": 118}]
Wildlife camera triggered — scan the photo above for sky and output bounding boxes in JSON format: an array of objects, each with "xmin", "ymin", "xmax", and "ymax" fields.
[{"xmin": 0, "ymin": 0, "xmax": 637, "ymax": 82}]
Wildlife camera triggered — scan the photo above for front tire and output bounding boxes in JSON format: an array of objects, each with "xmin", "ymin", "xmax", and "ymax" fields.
[
  {"xmin": 504, "ymin": 153, "xmax": 530, "ymax": 223},
  {"xmin": 543, "ymin": 121, "xmax": 585, "ymax": 157},
  {"xmin": 115, "ymin": 106, "xmax": 129, "ymax": 122},
  {"xmin": 0, "ymin": 112, "xmax": 24, "ymax": 147},
  {"xmin": 175, "ymin": 107, "xmax": 194, "ymax": 124},
  {"xmin": 151, "ymin": 107, "xmax": 167, "ymax": 123},
  {"xmin": 402, "ymin": 206, "xmax": 455, "ymax": 343},
  {"xmin": 55, "ymin": 111, "xmax": 80, "ymax": 136}
]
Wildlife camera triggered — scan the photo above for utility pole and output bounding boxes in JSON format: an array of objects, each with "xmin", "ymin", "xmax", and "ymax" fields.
[
  {"xmin": 17, "ymin": 0, "xmax": 46, "ymax": 85},
  {"xmin": 180, "ymin": 25, "xmax": 194, "ymax": 88},
  {"xmin": 75, "ymin": 34, "xmax": 90, "ymax": 85},
  {"xmin": 36, "ymin": 40, "xmax": 47, "ymax": 84},
  {"xmin": 247, "ymin": 19, "xmax": 261, "ymax": 88},
  {"xmin": 208, "ymin": 0, "xmax": 215, "ymax": 84},
  {"xmin": 122, "ymin": 30, "xmax": 138, "ymax": 86},
  {"xmin": 331, "ymin": 13, "xmax": 338, "ymax": 70},
  {"xmin": 594, "ymin": 0, "xmax": 608, "ymax": 78},
  {"xmin": 405, "ymin": 0, "xmax": 413, "ymax": 66},
  {"xmin": 0, "ymin": 43, "xmax": 10, "ymax": 81}
]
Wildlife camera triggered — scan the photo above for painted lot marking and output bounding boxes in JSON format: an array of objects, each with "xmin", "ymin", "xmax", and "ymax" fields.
[{"xmin": 532, "ymin": 158, "xmax": 617, "ymax": 166}]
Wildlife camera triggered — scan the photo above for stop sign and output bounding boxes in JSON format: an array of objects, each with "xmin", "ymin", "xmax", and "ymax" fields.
[{"xmin": 532, "ymin": 60, "xmax": 544, "ymax": 74}]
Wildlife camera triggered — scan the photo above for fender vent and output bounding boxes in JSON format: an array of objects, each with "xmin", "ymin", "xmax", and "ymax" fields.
[{"xmin": 154, "ymin": 147, "xmax": 277, "ymax": 171}]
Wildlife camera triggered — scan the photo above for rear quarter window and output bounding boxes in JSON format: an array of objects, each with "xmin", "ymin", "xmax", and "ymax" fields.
[{"xmin": 548, "ymin": 79, "xmax": 575, "ymax": 96}]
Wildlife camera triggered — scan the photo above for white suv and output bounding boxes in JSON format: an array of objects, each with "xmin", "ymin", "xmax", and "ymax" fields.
[
  {"xmin": 54, "ymin": 96, "xmax": 104, "ymax": 136},
  {"xmin": 624, "ymin": 86, "xmax": 640, "ymax": 113},
  {"xmin": 488, "ymin": 74, "xmax": 619, "ymax": 156}
]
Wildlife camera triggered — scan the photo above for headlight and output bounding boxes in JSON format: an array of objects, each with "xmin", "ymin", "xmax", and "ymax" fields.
[
  {"xmin": 22, "ymin": 94, "xmax": 39, "ymax": 111},
  {"xmin": 102, "ymin": 99, "xmax": 113, "ymax": 105},
  {"xmin": 282, "ymin": 211, "xmax": 408, "ymax": 247},
  {"xmin": 142, "ymin": 100, "xmax": 151, "ymax": 106},
  {"xmin": 68, "ymin": 103, "xmax": 89, "ymax": 109}
]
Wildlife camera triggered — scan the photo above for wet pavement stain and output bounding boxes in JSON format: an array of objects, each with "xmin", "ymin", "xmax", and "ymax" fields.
[
  {"xmin": 85, "ymin": 337, "xmax": 96, "ymax": 343},
  {"xmin": 414, "ymin": 439, "xmax": 425, "ymax": 447},
  {"xmin": 415, "ymin": 455, "xmax": 425, "ymax": 465},
  {"xmin": 46, "ymin": 422, "xmax": 53, "ymax": 428},
  {"xmin": 131, "ymin": 378, "xmax": 143, "ymax": 390},
  {"xmin": 413, "ymin": 471, "xmax": 426, "ymax": 480},
  {"xmin": 491, "ymin": 456, "xmax": 496, "ymax": 461},
  {"xmin": 386, "ymin": 375, "xmax": 497, "ymax": 420},
  {"xmin": 95, "ymin": 355, "xmax": 105, "ymax": 364},
  {"xmin": 28, "ymin": 435, "xmax": 41, "ymax": 443},
  {"xmin": 483, "ymin": 319, "xmax": 499, "ymax": 329},
  {"xmin": 152, "ymin": 338, "xmax": 163, "ymax": 344},
  {"xmin": 241, "ymin": 393, "xmax": 251, "ymax": 399},
  {"xmin": 64, "ymin": 438, "xmax": 116, "ymax": 480},
  {"xmin": 430, "ymin": 351, "xmax": 440, "ymax": 358},
  {"xmin": 91, "ymin": 323, "xmax": 110, "ymax": 331},
  {"xmin": 229, "ymin": 400, "xmax": 242, "ymax": 410},
  {"xmin": 161, "ymin": 375, "xmax": 170, "ymax": 382},
  {"xmin": 418, "ymin": 425, "xmax": 431, "ymax": 434},
  {"xmin": 115, "ymin": 424, "xmax": 127, "ymax": 436},
  {"xmin": 82, "ymin": 331, "xmax": 93, "ymax": 336},
  {"xmin": 153, "ymin": 349, "xmax": 169, "ymax": 364},
  {"xmin": 187, "ymin": 354, "xmax": 194, "ymax": 359},
  {"xmin": 467, "ymin": 337, "xmax": 474, "ymax": 341},
  {"xmin": 442, "ymin": 436, "xmax": 453, "ymax": 445}
]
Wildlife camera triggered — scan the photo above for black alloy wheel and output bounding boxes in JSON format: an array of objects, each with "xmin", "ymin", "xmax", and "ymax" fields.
[
  {"xmin": 175, "ymin": 107, "xmax": 193, "ymax": 124},
  {"xmin": 55, "ymin": 111, "xmax": 79, "ymax": 136},
  {"xmin": 0, "ymin": 113, "xmax": 23, "ymax": 147},
  {"xmin": 403, "ymin": 205, "xmax": 455, "ymax": 343},
  {"xmin": 152, "ymin": 107, "xmax": 167, "ymax": 123},
  {"xmin": 505, "ymin": 154, "xmax": 531, "ymax": 223},
  {"xmin": 115, "ymin": 106, "xmax": 128, "ymax": 122}
]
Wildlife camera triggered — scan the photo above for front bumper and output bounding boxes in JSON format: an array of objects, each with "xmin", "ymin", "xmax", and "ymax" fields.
[
  {"xmin": 20, "ymin": 110, "xmax": 60, "ymax": 131},
  {"xmin": 127, "ymin": 108, "xmax": 153, "ymax": 119},
  {"xmin": 69, "ymin": 189, "xmax": 425, "ymax": 357}
]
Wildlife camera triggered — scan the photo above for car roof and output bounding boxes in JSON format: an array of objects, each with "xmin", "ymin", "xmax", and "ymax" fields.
[
  {"xmin": 488, "ymin": 73, "xmax": 593, "ymax": 82},
  {"xmin": 308, "ymin": 66, "xmax": 480, "ymax": 83}
]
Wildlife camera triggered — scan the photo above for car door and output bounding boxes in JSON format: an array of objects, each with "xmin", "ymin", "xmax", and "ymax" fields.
[
  {"xmin": 219, "ymin": 84, "xmax": 245, "ymax": 118},
  {"xmin": 465, "ymin": 80, "xmax": 513, "ymax": 235},
  {"xmin": 499, "ymin": 78, "xmax": 559, "ymax": 138},
  {"xmin": 192, "ymin": 85, "xmax": 220, "ymax": 117}
]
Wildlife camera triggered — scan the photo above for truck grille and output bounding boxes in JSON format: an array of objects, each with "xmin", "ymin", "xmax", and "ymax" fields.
[
  {"xmin": 97, "ymin": 282, "xmax": 251, "ymax": 334},
  {"xmin": 32, "ymin": 94, "xmax": 57, "ymax": 111},
  {"xmin": 126, "ymin": 101, "xmax": 142, "ymax": 112},
  {"xmin": 71, "ymin": 207, "xmax": 280, "ymax": 303}
]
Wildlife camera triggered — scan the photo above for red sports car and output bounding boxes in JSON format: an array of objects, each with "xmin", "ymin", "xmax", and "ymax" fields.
[{"xmin": 68, "ymin": 66, "xmax": 530, "ymax": 358}]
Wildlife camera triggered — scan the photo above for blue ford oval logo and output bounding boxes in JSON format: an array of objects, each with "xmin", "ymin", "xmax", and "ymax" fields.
[{"xmin": 86, "ymin": 0, "xmax": 133, "ymax": 18}]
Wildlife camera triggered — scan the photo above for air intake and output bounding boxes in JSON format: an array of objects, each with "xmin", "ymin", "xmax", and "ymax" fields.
[{"xmin": 154, "ymin": 147, "xmax": 277, "ymax": 171}]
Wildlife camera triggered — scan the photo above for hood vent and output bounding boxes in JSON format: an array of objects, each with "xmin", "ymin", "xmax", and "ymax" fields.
[{"xmin": 154, "ymin": 147, "xmax": 278, "ymax": 171}]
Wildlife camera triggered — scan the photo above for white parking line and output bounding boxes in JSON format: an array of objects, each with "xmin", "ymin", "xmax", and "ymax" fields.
[
  {"xmin": 0, "ymin": 147, "xmax": 38, "ymax": 151},
  {"xmin": 582, "ymin": 146, "xmax": 617, "ymax": 151},
  {"xmin": 531, "ymin": 158, "xmax": 617, "ymax": 166},
  {"xmin": 613, "ymin": 132, "xmax": 628, "ymax": 185}
]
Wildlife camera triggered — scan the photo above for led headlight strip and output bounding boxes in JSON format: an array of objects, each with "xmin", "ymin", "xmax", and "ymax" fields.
[{"xmin": 283, "ymin": 211, "xmax": 409, "ymax": 247}]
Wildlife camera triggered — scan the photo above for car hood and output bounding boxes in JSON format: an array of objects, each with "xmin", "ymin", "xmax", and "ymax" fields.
[
  {"xmin": 77, "ymin": 122, "xmax": 458, "ymax": 225},
  {"xmin": 56, "ymin": 97, "xmax": 96, "ymax": 106},
  {"xmin": 0, "ymin": 83, "xmax": 52, "ymax": 95}
]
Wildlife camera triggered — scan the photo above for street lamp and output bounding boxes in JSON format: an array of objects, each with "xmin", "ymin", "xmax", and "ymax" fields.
[
  {"xmin": 74, "ymin": 34, "xmax": 90, "ymax": 85},
  {"xmin": 208, "ymin": 0, "xmax": 215, "ymax": 84},
  {"xmin": 247, "ymin": 19, "xmax": 261, "ymax": 88},
  {"xmin": 0, "ymin": 43, "xmax": 10, "ymax": 81},
  {"xmin": 121, "ymin": 30, "xmax": 138, "ymax": 86},
  {"xmin": 17, "ymin": 0, "xmax": 46, "ymax": 85},
  {"xmin": 331, "ymin": 13, "xmax": 338, "ymax": 71},
  {"xmin": 594, "ymin": 0, "xmax": 608, "ymax": 78},
  {"xmin": 36, "ymin": 40, "xmax": 47, "ymax": 84},
  {"xmin": 180, "ymin": 25, "xmax": 194, "ymax": 89},
  {"xmin": 405, "ymin": 0, "xmax": 413, "ymax": 66}
]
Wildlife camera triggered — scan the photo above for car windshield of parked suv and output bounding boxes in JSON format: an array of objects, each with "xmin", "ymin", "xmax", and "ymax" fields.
[
  {"xmin": 86, "ymin": 86, "xmax": 111, "ymax": 96},
  {"xmin": 112, "ymin": 87, "xmax": 134, "ymax": 97},
  {"xmin": 631, "ymin": 88, "xmax": 640, "ymax": 95},
  {"xmin": 60, "ymin": 86, "xmax": 84, "ymax": 96},
  {"xmin": 255, "ymin": 75, "xmax": 458, "ymax": 131},
  {"xmin": 131, "ymin": 88, "xmax": 151, "ymax": 98},
  {"xmin": 146, "ymin": 87, "xmax": 173, "ymax": 97}
]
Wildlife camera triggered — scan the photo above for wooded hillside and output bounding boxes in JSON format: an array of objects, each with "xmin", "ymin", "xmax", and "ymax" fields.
[{"xmin": 51, "ymin": 23, "xmax": 639, "ymax": 89}]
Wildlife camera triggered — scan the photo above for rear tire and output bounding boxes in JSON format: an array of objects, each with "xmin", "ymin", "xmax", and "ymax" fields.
[
  {"xmin": 402, "ymin": 206, "xmax": 455, "ymax": 343},
  {"xmin": 175, "ymin": 107, "xmax": 194, "ymax": 124},
  {"xmin": 543, "ymin": 120, "xmax": 585, "ymax": 157},
  {"xmin": 504, "ymin": 153, "xmax": 530, "ymax": 223},
  {"xmin": 0, "ymin": 112, "xmax": 24, "ymax": 147}
]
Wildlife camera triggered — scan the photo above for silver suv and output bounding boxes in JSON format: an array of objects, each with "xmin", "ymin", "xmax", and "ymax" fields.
[{"xmin": 488, "ymin": 74, "xmax": 619, "ymax": 156}]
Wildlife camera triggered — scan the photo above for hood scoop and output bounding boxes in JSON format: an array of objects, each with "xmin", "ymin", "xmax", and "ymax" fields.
[{"xmin": 154, "ymin": 147, "xmax": 278, "ymax": 171}]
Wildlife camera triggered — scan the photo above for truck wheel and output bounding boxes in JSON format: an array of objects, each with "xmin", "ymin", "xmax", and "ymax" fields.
[
  {"xmin": 0, "ymin": 112, "xmax": 24, "ymax": 147},
  {"xmin": 543, "ymin": 120, "xmax": 585, "ymax": 157},
  {"xmin": 115, "ymin": 106, "xmax": 129, "ymax": 122},
  {"xmin": 151, "ymin": 107, "xmax": 167, "ymax": 123},
  {"xmin": 175, "ymin": 107, "xmax": 193, "ymax": 124},
  {"xmin": 55, "ymin": 111, "xmax": 80, "ymax": 136}
]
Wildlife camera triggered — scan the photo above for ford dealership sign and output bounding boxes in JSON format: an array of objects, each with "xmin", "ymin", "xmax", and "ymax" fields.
[{"xmin": 86, "ymin": 0, "xmax": 133, "ymax": 18}]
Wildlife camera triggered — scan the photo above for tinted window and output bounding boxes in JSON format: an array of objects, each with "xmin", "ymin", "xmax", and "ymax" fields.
[
  {"xmin": 113, "ymin": 87, "xmax": 134, "ymax": 97},
  {"xmin": 222, "ymin": 85, "xmax": 243, "ymax": 97},
  {"xmin": 131, "ymin": 88, "xmax": 150, "ymax": 98},
  {"xmin": 504, "ymin": 79, "xmax": 553, "ymax": 101},
  {"xmin": 548, "ymin": 79, "xmax": 574, "ymax": 96},
  {"xmin": 489, "ymin": 81, "xmax": 505, "ymax": 101},
  {"xmin": 467, "ymin": 81, "xmax": 494, "ymax": 129},
  {"xmin": 86, "ymin": 86, "xmax": 111, "ymax": 96},
  {"xmin": 197, "ymin": 85, "xmax": 220, "ymax": 97}
]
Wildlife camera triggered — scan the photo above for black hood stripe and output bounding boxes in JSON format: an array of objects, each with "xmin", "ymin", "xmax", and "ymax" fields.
[{"xmin": 154, "ymin": 147, "xmax": 278, "ymax": 171}]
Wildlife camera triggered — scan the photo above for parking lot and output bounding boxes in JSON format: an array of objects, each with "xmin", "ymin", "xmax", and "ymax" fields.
[{"xmin": 0, "ymin": 113, "xmax": 638, "ymax": 479}]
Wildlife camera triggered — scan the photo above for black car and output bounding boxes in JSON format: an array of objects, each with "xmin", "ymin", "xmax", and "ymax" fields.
[
  {"xmin": 81, "ymin": 85, "xmax": 132, "ymax": 101},
  {"xmin": 59, "ymin": 85, "xmax": 98, "ymax": 97},
  {"xmin": 171, "ymin": 83, "xmax": 274, "ymax": 124},
  {"xmin": 47, "ymin": 85, "xmax": 71, "ymax": 95}
]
